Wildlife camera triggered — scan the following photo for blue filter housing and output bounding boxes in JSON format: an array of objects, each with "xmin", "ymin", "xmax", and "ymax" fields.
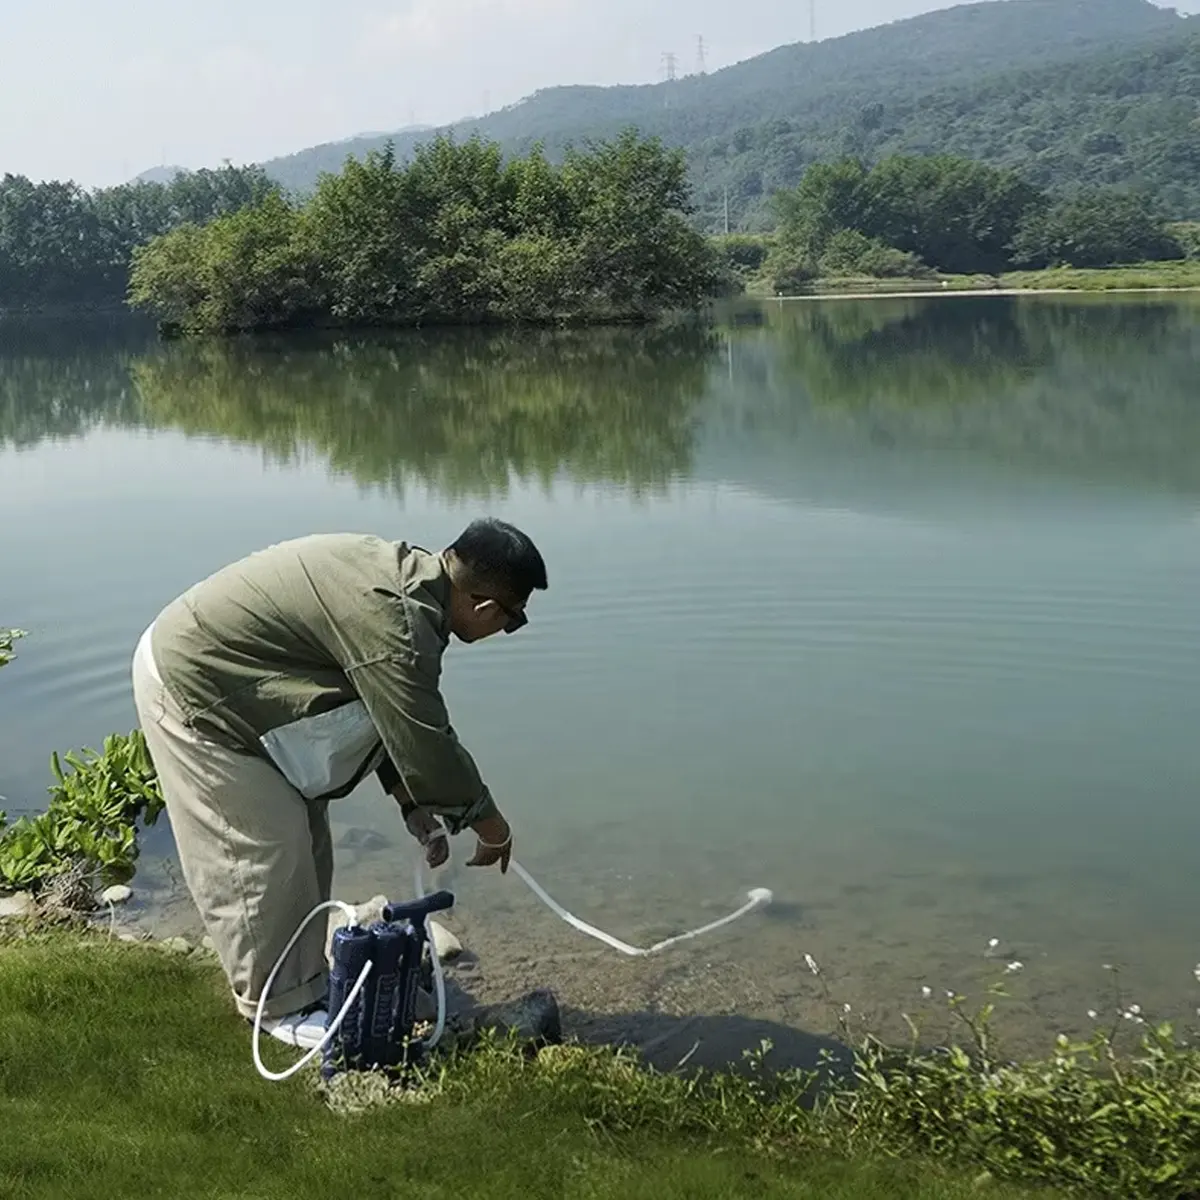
[
  {"xmin": 321, "ymin": 889, "xmax": 455, "ymax": 1081},
  {"xmin": 321, "ymin": 924, "xmax": 373, "ymax": 1078}
]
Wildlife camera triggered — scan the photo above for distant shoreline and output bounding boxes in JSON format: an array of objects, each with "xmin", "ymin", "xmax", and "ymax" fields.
[
  {"xmin": 774, "ymin": 284, "xmax": 1200, "ymax": 302},
  {"xmin": 742, "ymin": 259, "xmax": 1200, "ymax": 302}
]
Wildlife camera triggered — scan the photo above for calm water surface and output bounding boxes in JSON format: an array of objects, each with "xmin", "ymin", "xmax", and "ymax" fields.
[{"xmin": 2, "ymin": 296, "xmax": 1198, "ymax": 1058}]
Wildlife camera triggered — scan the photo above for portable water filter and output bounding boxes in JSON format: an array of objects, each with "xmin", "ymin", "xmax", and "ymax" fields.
[
  {"xmin": 320, "ymin": 889, "xmax": 456, "ymax": 1081},
  {"xmin": 322, "ymin": 923, "xmax": 373, "ymax": 1078}
]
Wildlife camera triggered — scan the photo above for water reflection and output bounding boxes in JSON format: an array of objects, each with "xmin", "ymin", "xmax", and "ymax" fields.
[
  {"xmin": 3, "ymin": 297, "xmax": 1199, "ymax": 496},
  {"xmin": 720, "ymin": 297, "xmax": 1200, "ymax": 493}
]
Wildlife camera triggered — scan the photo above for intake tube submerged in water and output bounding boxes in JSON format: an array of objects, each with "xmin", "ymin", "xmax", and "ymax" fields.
[{"xmin": 411, "ymin": 821, "xmax": 773, "ymax": 956}]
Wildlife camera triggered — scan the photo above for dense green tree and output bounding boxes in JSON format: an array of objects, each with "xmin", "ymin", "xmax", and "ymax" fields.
[
  {"xmin": 128, "ymin": 191, "xmax": 320, "ymax": 334},
  {"xmin": 0, "ymin": 176, "xmax": 112, "ymax": 304},
  {"xmin": 771, "ymin": 160, "xmax": 872, "ymax": 264},
  {"xmin": 766, "ymin": 154, "xmax": 1183, "ymax": 280},
  {"xmin": 0, "ymin": 166, "xmax": 274, "ymax": 310},
  {"xmin": 559, "ymin": 130, "xmax": 719, "ymax": 317},
  {"xmin": 1172, "ymin": 222, "xmax": 1200, "ymax": 258},
  {"xmin": 298, "ymin": 146, "xmax": 418, "ymax": 323},
  {"xmin": 127, "ymin": 132, "xmax": 721, "ymax": 334},
  {"xmin": 1011, "ymin": 190, "xmax": 1184, "ymax": 268},
  {"xmin": 861, "ymin": 155, "xmax": 1040, "ymax": 274}
]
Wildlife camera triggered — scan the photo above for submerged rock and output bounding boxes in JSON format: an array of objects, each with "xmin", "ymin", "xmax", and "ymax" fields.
[
  {"xmin": 429, "ymin": 919, "xmax": 463, "ymax": 963},
  {"xmin": 336, "ymin": 827, "xmax": 390, "ymax": 852},
  {"xmin": 0, "ymin": 891, "xmax": 34, "ymax": 921},
  {"xmin": 160, "ymin": 936, "xmax": 192, "ymax": 954},
  {"xmin": 476, "ymin": 988, "xmax": 563, "ymax": 1047}
]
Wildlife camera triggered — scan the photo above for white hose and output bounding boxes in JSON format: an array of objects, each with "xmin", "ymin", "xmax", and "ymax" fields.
[
  {"xmin": 251, "ymin": 899, "xmax": 372, "ymax": 1083},
  {"xmin": 508, "ymin": 862, "xmax": 773, "ymax": 956},
  {"xmin": 411, "ymin": 827, "xmax": 774, "ymax": 957}
]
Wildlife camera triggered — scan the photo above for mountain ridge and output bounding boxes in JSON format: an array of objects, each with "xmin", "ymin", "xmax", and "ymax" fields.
[
  {"xmin": 253, "ymin": 0, "xmax": 1189, "ymax": 197},
  {"xmin": 127, "ymin": 0, "xmax": 1199, "ymax": 226}
]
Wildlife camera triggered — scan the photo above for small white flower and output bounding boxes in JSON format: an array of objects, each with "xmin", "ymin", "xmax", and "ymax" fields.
[
  {"xmin": 804, "ymin": 953, "xmax": 819, "ymax": 976},
  {"xmin": 1006, "ymin": 961, "xmax": 1023, "ymax": 974},
  {"xmin": 1129, "ymin": 1004, "xmax": 1141, "ymax": 1015},
  {"xmin": 922, "ymin": 986, "xmax": 933, "ymax": 999},
  {"xmin": 843, "ymin": 1003, "xmax": 852, "ymax": 1014},
  {"xmin": 946, "ymin": 989, "xmax": 956, "ymax": 999},
  {"xmin": 1193, "ymin": 963, "xmax": 1200, "ymax": 983},
  {"xmin": 1087, "ymin": 1010, "xmax": 1098, "ymax": 1020},
  {"xmin": 1102, "ymin": 963, "xmax": 1114, "ymax": 972},
  {"xmin": 988, "ymin": 938, "xmax": 1000, "ymax": 950},
  {"xmin": 1123, "ymin": 1011, "xmax": 1135, "ymax": 1020}
]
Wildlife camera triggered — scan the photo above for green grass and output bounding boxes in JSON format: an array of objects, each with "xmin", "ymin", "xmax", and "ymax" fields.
[
  {"xmin": 999, "ymin": 260, "xmax": 1200, "ymax": 291},
  {"xmin": 0, "ymin": 931, "xmax": 1052, "ymax": 1200},
  {"xmin": 744, "ymin": 273, "xmax": 995, "ymax": 296},
  {"xmin": 742, "ymin": 259, "xmax": 1200, "ymax": 297}
]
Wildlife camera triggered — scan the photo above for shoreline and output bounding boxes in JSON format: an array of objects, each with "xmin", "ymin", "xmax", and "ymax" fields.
[
  {"xmin": 775, "ymin": 284, "xmax": 1200, "ymax": 302},
  {"xmin": 69, "ymin": 845, "xmax": 1192, "ymax": 1077}
]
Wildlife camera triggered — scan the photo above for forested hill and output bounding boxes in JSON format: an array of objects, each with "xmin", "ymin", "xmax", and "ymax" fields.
[
  {"xmin": 254, "ymin": 0, "xmax": 1195, "ymax": 226},
  {"xmin": 689, "ymin": 27, "xmax": 1200, "ymax": 228}
]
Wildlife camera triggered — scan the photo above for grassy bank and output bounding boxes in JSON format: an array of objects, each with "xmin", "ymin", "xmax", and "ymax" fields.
[
  {"xmin": 742, "ymin": 258, "xmax": 1200, "ymax": 299},
  {"xmin": 0, "ymin": 929, "xmax": 1049, "ymax": 1200},
  {"xmin": 999, "ymin": 260, "xmax": 1200, "ymax": 291}
]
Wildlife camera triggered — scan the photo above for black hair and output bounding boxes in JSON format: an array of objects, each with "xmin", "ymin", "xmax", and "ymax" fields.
[{"xmin": 448, "ymin": 518, "xmax": 548, "ymax": 601}]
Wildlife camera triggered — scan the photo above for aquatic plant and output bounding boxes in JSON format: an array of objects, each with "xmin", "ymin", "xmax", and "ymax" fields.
[
  {"xmin": 0, "ymin": 732, "xmax": 164, "ymax": 896},
  {"xmin": 0, "ymin": 627, "xmax": 25, "ymax": 668}
]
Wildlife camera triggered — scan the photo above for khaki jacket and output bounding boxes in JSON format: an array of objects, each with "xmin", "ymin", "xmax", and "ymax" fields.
[{"xmin": 147, "ymin": 533, "xmax": 498, "ymax": 833}]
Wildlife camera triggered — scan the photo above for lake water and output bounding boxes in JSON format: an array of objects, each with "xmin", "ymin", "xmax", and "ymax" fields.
[{"xmin": 2, "ymin": 295, "xmax": 1198, "ymax": 1066}]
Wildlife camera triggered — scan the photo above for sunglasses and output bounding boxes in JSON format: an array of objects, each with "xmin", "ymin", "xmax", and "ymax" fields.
[{"xmin": 472, "ymin": 593, "xmax": 528, "ymax": 634}]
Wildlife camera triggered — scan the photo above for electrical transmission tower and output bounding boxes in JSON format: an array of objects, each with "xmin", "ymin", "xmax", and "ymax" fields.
[
  {"xmin": 696, "ymin": 35, "xmax": 707, "ymax": 76},
  {"xmin": 661, "ymin": 51, "xmax": 678, "ymax": 82}
]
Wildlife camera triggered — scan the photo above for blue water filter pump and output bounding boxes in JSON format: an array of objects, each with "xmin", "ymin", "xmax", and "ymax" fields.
[{"xmin": 321, "ymin": 888, "xmax": 455, "ymax": 1081}]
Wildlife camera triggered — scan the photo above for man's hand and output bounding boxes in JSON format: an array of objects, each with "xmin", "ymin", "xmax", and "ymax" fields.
[
  {"xmin": 466, "ymin": 812, "xmax": 512, "ymax": 874},
  {"xmin": 404, "ymin": 807, "xmax": 450, "ymax": 870}
]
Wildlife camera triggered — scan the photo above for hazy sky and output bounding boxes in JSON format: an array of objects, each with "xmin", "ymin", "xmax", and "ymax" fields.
[{"xmin": 0, "ymin": 0, "xmax": 1190, "ymax": 188}]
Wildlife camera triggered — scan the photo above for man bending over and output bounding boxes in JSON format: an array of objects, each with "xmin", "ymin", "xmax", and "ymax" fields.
[{"xmin": 131, "ymin": 519, "xmax": 547, "ymax": 1046}]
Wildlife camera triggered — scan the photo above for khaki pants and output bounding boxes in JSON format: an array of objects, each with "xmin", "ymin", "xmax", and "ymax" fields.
[{"xmin": 131, "ymin": 627, "xmax": 332, "ymax": 1021}]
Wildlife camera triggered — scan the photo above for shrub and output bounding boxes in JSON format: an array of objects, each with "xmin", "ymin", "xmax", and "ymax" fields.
[
  {"xmin": 764, "ymin": 247, "xmax": 819, "ymax": 294},
  {"xmin": 711, "ymin": 233, "xmax": 773, "ymax": 274},
  {"xmin": 1011, "ymin": 190, "xmax": 1184, "ymax": 270},
  {"xmin": 1169, "ymin": 222, "xmax": 1200, "ymax": 260},
  {"xmin": 818, "ymin": 229, "xmax": 931, "ymax": 279}
]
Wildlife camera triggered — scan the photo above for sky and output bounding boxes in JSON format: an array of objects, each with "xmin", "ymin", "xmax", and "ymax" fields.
[{"xmin": 0, "ymin": 0, "xmax": 1192, "ymax": 189}]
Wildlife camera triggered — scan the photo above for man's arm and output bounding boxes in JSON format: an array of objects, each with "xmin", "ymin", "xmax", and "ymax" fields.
[{"xmin": 349, "ymin": 652, "xmax": 500, "ymax": 837}]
